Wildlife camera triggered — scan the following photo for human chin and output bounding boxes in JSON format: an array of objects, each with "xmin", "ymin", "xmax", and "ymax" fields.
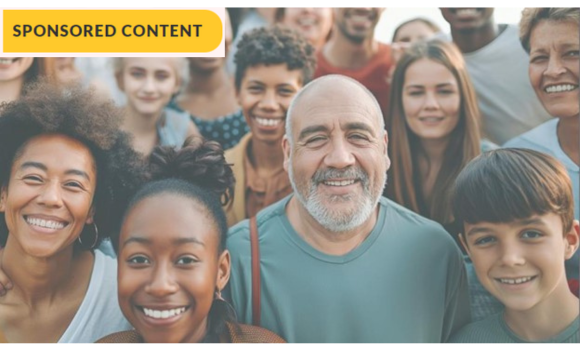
[{"xmin": 291, "ymin": 167, "xmax": 379, "ymax": 233}]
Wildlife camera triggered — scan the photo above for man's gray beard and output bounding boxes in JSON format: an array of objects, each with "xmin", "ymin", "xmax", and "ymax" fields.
[{"xmin": 288, "ymin": 162, "xmax": 385, "ymax": 233}]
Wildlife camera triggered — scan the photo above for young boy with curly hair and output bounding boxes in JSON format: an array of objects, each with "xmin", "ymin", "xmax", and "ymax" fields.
[
  {"xmin": 224, "ymin": 25, "xmax": 317, "ymax": 227},
  {"xmin": 451, "ymin": 149, "xmax": 579, "ymax": 342}
]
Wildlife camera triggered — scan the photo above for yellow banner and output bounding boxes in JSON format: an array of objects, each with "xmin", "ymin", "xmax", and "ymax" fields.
[{"xmin": 3, "ymin": 9, "xmax": 223, "ymax": 53}]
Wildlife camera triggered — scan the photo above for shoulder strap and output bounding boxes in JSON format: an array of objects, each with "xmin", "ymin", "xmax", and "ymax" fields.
[{"xmin": 249, "ymin": 216, "xmax": 261, "ymax": 326}]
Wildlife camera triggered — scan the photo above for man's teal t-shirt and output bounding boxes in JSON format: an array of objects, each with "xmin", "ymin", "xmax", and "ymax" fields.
[{"xmin": 225, "ymin": 196, "xmax": 471, "ymax": 343}]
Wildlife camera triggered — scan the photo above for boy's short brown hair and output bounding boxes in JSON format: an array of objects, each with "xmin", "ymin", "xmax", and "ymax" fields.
[{"xmin": 452, "ymin": 148, "xmax": 574, "ymax": 235}]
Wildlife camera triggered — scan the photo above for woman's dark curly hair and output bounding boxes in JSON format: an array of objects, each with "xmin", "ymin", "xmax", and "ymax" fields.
[
  {"xmin": 116, "ymin": 136, "xmax": 236, "ymax": 343},
  {"xmin": 0, "ymin": 81, "xmax": 147, "ymax": 250},
  {"xmin": 234, "ymin": 25, "xmax": 317, "ymax": 90}
]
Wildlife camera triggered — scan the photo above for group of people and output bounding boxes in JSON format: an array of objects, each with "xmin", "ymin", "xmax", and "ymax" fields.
[{"xmin": 0, "ymin": 7, "xmax": 578, "ymax": 343}]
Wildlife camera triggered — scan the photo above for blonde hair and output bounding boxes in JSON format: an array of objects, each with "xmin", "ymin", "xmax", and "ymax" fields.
[
  {"xmin": 519, "ymin": 8, "xmax": 580, "ymax": 53},
  {"xmin": 112, "ymin": 57, "xmax": 189, "ymax": 94},
  {"xmin": 385, "ymin": 39, "xmax": 481, "ymax": 224}
]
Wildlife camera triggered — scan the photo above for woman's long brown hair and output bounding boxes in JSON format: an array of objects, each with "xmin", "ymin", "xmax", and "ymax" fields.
[{"xmin": 385, "ymin": 39, "xmax": 481, "ymax": 224}]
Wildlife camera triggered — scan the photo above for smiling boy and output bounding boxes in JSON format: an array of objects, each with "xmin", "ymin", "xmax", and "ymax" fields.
[
  {"xmin": 450, "ymin": 149, "xmax": 579, "ymax": 342},
  {"xmin": 224, "ymin": 26, "xmax": 316, "ymax": 227}
]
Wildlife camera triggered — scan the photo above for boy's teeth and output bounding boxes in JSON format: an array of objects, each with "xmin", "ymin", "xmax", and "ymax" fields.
[
  {"xmin": 498, "ymin": 276, "xmax": 533, "ymax": 285},
  {"xmin": 143, "ymin": 307, "xmax": 186, "ymax": 319},
  {"xmin": 545, "ymin": 84, "xmax": 577, "ymax": 93},
  {"xmin": 324, "ymin": 180, "xmax": 356, "ymax": 187},
  {"xmin": 26, "ymin": 216, "xmax": 66, "ymax": 230}
]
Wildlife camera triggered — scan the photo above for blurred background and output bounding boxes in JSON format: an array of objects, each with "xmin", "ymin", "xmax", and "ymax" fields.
[{"xmin": 374, "ymin": 8, "xmax": 525, "ymax": 42}]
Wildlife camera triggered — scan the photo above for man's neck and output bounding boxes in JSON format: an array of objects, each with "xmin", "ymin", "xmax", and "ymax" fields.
[
  {"xmin": 286, "ymin": 196, "xmax": 379, "ymax": 256},
  {"xmin": 451, "ymin": 22, "xmax": 503, "ymax": 53},
  {"xmin": 322, "ymin": 30, "xmax": 379, "ymax": 69}
]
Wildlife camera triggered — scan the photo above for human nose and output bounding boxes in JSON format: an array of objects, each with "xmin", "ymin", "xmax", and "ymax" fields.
[
  {"xmin": 142, "ymin": 75, "xmax": 156, "ymax": 93},
  {"xmin": 145, "ymin": 263, "xmax": 179, "ymax": 297},
  {"xmin": 324, "ymin": 138, "xmax": 355, "ymax": 169},
  {"xmin": 423, "ymin": 91, "xmax": 440, "ymax": 110},
  {"xmin": 544, "ymin": 54, "xmax": 566, "ymax": 78},
  {"xmin": 259, "ymin": 90, "xmax": 279, "ymax": 111},
  {"xmin": 499, "ymin": 241, "xmax": 526, "ymax": 267},
  {"xmin": 37, "ymin": 182, "xmax": 63, "ymax": 208}
]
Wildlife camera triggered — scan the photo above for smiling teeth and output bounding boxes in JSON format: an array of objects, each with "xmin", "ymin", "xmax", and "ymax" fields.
[
  {"xmin": 26, "ymin": 217, "xmax": 66, "ymax": 230},
  {"xmin": 456, "ymin": 9, "xmax": 479, "ymax": 16},
  {"xmin": 545, "ymin": 84, "xmax": 577, "ymax": 93},
  {"xmin": 256, "ymin": 117, "xmax": 282, "ymax": 127},
  {"xmin": 498, "ymin": 276, "xmax": 533, "ymax": 285},
  {"xmin": 143, "ymin": 307, "xmax": 186, "ymax": 319},
  {"xmin": 0, "ymin": 58, "xmax": 16, "ymax": 65},
  {"xmin": 324, "ymin": 180, "xmax": 356, "ymax": 187}
]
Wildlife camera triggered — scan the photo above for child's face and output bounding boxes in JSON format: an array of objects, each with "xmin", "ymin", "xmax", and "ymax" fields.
[
  {"xmin": 117, "ymin": 193, "xmax": 230, "ymax": 343},
  {"xmin": 462, "ymin": 213, "xmax": 579, "ymax": 313},
  {"xmin": 237, "ymin": 63, "xmax": 303, "ymax": 146},
  {"xmin": 117, "ymin": 57, "xmax": 180, "ymax": 117}
]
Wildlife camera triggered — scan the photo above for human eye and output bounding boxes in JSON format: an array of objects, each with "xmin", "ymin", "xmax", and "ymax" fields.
[
  {"xmin": 407, "ymin": 90, "xmax": 424, "ymax": 97},
  {"xmin": 473, "ymin": 236, "xmax": 495, "ymax": 246},
  {"xmin": 129, "ymin": 69, "xmax": 145, "ymax": 78},
  {"xmin": 278, "ymin": 87, "xmax": 296, "ymax": 96},
  {"xmin": 530, "ymin": 55, "xmax": 547, "ymax": 63},
  {"xmin": 565, "ymin": 49, "xmax": 579, "ymax": 57},
  {"xmin": 349, "ymin": 133, "xmax": 370, "ymax": 143},
  {"xmin": 22, "ymin": 174, "xmax": 43, "ymax": 183},
  {"xmin": 127, "ymin": 255, "xmax": 151, "ymax": 266},
  {"xmin": 64, "ymin": 180, "xmax": 85, "ymax": 191},
  {"xmin": 175, "ymin": 255, "xmax": 199, "ymax": 266},
  {"xmin": 155, "ymin": 71, "xmax": 171, "ymax": 81},
  {"xmin": 247, "ymin": 84, "xmax": 263, "ymax": 94},
  {"xmin": 304, "ymin": 136, "xmax": 326, "ymax": 146},
  {"xmin": 438, "ymin": 88, "xmax": 456, "ymax": 95},
  {"xmin": 521, "ymin": 230, "xmax": 544, "ymax": 240}
]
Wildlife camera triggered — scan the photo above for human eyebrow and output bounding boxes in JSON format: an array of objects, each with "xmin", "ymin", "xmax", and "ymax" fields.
[
  {"xmin": 20, "ymin": 161, "xmax": 47, "ymax": 172},
  {"xmin": 298, "ymin": 125, "xmax": 329, "ymax": 142},
  {"xmin": 64, "ymin": 169, "xmax": 91, "ymax": 182},
  {"xmin": 19, "ymin": 162, "xmax": 91, "ymax": 181},
  {"xmin": 173, "ymin": 237, "xmax": 205, "ymax": 247},
  {"xmin": 344, "ymin": 122, "xmax": 374, "ymax": 132},
  {"xmin": 122, "ymin": 237, "xmax": 151, "ymax": 248},
  {"xmin": 514, "ymin": 218, "xmax": 546, "ymax": 227},
  {"xmin": 436, "ymin": 83, "xmax": 456, "ymax": 88},
  {"xmin": 466, "ymin": 226, "xmax": 494, "ymax": 237}
]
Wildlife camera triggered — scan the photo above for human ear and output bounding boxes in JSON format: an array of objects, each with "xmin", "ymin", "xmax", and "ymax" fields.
[
  {"xmin": 85, "ymin": 206, "xmax": 96, "ymax": 225},
  {"xmin": 0, "ymin": 186, "xmax": 6, "ymax": 212},
  {"xmin": 382, "ymin": 130, "xmax": 391, "ymax": 171},
  {"xmin": 459, "ymin": 233, "xmax": 471, "ymax": 257},
  {"xmin": 216, "ymin": 250, "xmax": 231, "ymax": 292},
  {"xmin": 282, "ymin": 135, "xmax": 291, "ymax": 173},
  {"xmin": 564, "ymin": 220, "xmax": 580, "ymax": 260}
]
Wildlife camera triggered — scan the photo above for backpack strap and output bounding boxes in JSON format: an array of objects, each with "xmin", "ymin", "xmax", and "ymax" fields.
[{"xmin": 249, "ymin": 216, "xmax": 261, "ymax": 326}]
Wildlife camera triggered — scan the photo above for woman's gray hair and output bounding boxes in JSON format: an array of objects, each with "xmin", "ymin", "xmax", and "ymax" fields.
[{"xmin": 519, "ymin": 8, "xmax": 580, "ymax": 53}]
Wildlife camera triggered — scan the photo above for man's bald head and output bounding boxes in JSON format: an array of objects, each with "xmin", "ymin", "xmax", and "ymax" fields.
[{"xmin": 285, "ymin": 75, "xmax": 385, "ymax": 145}]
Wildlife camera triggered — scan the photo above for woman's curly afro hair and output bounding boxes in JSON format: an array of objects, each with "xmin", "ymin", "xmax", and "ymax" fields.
[{"xmin": 0, "ymin": 81, "xmax": 148, "ymax": 250}]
